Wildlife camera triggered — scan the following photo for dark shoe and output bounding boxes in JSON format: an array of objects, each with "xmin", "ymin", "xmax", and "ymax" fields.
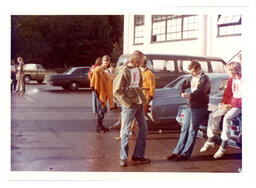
[
  {"xmin": 131, "ymin": 156, "xmax": 151, "ymax": 164},
  {"xmin": 96, "ymin": 127, "xmax": 104, "ymax": 133},
  {"xmin": 101, "ymin": 125, "xmax": 109, "ymax": 132},
  {"xmin": 120, "ymin": 159, "xmax": 128, "ymax": 167},
  {"xmin": 166, "ymin": 153, "xmax": 178, "ymax": 160},
  {"xmin": 110, "ymin": 106, "xmax": 118, "ymax": 111},
  {"xmin": 175, "ymin": 155, "xmax": 190, "ymax": 161}
]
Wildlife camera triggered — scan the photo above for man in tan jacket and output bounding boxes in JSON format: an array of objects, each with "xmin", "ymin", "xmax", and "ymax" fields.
[{"xmin": 113, "ymin": 50, "xmax": 151, "ymax": 167}]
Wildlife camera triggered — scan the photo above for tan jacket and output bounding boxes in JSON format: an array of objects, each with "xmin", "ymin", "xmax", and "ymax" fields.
[{"xmin": 113, "ymin": 65, "xmax": 146, "ymax": 108}]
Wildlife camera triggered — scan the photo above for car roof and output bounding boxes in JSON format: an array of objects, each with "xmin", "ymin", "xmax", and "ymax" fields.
[
  {"xmin": 182, "ymin": 72, "xmax": 229, "ymax": 79},
  {"xmin": 70, "ymin": 66, "xmax": 90, "ymax": 69},
  {"xmin": 121, "ymin": 54, "xmax": 226, "ymax": 63}
]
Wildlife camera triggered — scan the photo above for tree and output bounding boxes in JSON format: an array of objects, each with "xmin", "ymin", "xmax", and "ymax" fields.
[{"xmin": 11, "ymin": 15, "xmax": 124, "ymax": 69}]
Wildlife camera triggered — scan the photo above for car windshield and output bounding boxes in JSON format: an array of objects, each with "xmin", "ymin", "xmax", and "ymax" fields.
[
  {"xmin": 64, "ymin": 67, "xmax": 76, "ymax": 75},
  {"xmin": 165, "ymin": 75, "xmax": 187, "ymax": 89},
  {"xmin": 212, "ymin": 90, "xmax": 224, "ymax": 98}
]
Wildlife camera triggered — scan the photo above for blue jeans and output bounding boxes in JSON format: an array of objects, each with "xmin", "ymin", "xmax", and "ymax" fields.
[
  {"xmin": 173, "ymin": 107, "xmax": 208, "ymax": 157},
  {"xmin": 95, "ymin": 94, "xmax": 107, "ymax": 125},
  {"xmin": 120, "ymin": 104, "xmax": 148, "ymax": 160},
  {"xmin": 92, "ymin": 91, "xmax": 97, "ymax": 114}
]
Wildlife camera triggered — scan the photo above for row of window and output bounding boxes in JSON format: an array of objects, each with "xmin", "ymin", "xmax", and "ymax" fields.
[{"xmin": 134, "ymin": 15, "xmax": 242, "ymax": 45}]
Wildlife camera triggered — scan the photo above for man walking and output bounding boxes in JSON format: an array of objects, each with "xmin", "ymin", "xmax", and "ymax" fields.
[{"xmin": 113, "ymin": 50, "xmax": 151, "ymax": 167}]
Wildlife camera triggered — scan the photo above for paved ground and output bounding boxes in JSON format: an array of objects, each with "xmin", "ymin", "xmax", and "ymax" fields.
[{"xmin": 11, "ymin": 83, "xmax": 242, "ymax": 174}]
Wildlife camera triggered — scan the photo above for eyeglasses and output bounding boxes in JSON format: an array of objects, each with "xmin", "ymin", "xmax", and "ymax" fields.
[{"xmin": 103, "ymin": 59, "xmax": 110, "ymax": 62}]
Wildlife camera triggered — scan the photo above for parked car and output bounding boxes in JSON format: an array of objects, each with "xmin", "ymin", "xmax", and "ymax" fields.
[
  {"xmin": 146, "ymin": 73, "xmax": 229, "ymax": 124},
  {"xmin": 46, "ymin": 66, "xmax": 90, "ymax": 91},
  {"xmin": 116, "ymin": 54, "xmax": 226, "ymax": 88},
  {"xmin": 176, "ymin": 91, "xmax": 242, "ymax": 149},
  {"xmin": 23, "ymin": 63, "xmax": 55, "ymax": 84}
]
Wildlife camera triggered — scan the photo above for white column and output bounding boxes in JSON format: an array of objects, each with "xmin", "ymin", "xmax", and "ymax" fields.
[{"xmin": 201, "ymin": 15, "xmax": 208, "ymax": 56}]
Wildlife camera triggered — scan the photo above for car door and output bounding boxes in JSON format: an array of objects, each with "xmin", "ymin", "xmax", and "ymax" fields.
[
  {"xmin": 36, "ymin": 64, "xmax": 46, "ymax": 81},
  {"xmin": 74, "ymin": 68, "xmax": 90, "ymax": 88},
  {"xmin": 150, "ymin": 76, "xmax": 188, "ymax": 123}
]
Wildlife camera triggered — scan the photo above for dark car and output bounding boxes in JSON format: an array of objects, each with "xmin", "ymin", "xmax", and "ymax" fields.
[
  {"xmin": 176, "ymin": 91, "xmax": 242, "ymax": 149},
  {"xmin": 47, "ymin": 66, "xmax": 90, "ymax": 91},
  {"xmin": 146, "ymin": 73, "xmax": 229, "ymax": 124},
  {"xmin": 116, "ymin": 54, "xmax": 226, "ymax": 88},
  {"xmin": 23, "ymin": 63, "xmax": 55, "ymax": 84}
]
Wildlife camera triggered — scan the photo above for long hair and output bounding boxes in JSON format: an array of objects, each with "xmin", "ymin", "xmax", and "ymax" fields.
[
  {"xmin": 226, "ymin": 61, "xmax": 241, "ymax": 76},
  {"xmin": 95, "ymin": 57, "xmax": 102, "ymax": 66},
  {"xmin": 129, "ymin": 50, "xmax": 144, "ymax": 65}
]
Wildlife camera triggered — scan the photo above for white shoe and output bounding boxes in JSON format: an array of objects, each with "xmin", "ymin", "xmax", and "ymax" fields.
[
  {"xmin": 213, "ymin": 147, "xmax": 226, "ymax": 159},
  {"xmin": 200, "ymin": 141, "xmax": 215, "ymax": 152}
]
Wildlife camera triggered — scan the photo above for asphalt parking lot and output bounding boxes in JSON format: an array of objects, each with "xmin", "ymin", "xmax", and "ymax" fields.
[{"xmin": 11, "ymin": 83, "xmax": 242, "ymax": 174}]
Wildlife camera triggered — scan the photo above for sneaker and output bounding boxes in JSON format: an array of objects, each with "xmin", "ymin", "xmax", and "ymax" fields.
[
  {"xmin": 114, "ymin": 136, "xmax": 121, "ymax": 140},
  {"xmin": 131, "ymin": 156, "xmax": 151, "ymax": 164},
  {"xmin": 200, "ymin": 141, "xmax": 215, "ymax": 152},
  {"xmin": 120, "ymin": 159, "xmax": 128, "ymax": 167},
  {"xmin": 213, "ymin": 147, "xmax": 226, "ymax": 159}
]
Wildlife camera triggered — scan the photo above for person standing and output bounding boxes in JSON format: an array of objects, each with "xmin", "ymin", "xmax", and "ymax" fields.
[
  {"xmin": 11, "ymin": 59, "xmax": 17, "ymax": 93},
  {"xmin": 166, "ymin": 60, "xmax": 210, "ymax": 161},
  {"xmin": 105, "ymin": 63, "xmax": 117, "ymax": 111},
  {"xmin": 140, "ymin": 56, "xmax": 156, "ymax": 114},
  {"xmin": 89, "ymin": 57, "xmax": 102, "ymax": 114},
  {"xmin": 16, "ymin": 57, "xmax": 25, "ymax": 95},
  {"xmin": 200, "ymin": 61, "xmax": 242, "ymax": 159},
  {"xmin": 113, "ymin": 50, "xmax": 151, "ymax": 167},
  {"xmin": 90, "ymin": 55, "xmax": 111, "ymax": 133},
  {"xmin": 129, "ymin": 56, "xmax": 156, "ymax": 136}
]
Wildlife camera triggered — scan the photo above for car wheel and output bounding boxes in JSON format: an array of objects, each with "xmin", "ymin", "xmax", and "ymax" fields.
[
  {"xmin": 68, "ymin": 82, "xmax": 79, "ymax": 91},
  {"xmin": 23, "ymin": 75, "xmax": 31, "ymax": 84}
]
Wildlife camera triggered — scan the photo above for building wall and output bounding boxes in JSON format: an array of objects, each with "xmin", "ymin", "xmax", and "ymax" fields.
[{"xmin": 123, "ymin": 15, "xmax": 242, "ymax": 63}]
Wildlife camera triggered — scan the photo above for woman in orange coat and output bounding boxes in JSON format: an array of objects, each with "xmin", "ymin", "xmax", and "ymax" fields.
[{"xmin": 90, "ymin": 55, "xmax": 113, "ymax": 133}]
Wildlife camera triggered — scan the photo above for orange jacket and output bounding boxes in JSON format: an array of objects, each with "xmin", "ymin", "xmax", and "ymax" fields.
[
  {"xmin": 141, "ymin": 69, "xmax": 156, "ymax": 99},
  {"xmin": 90, "ymin": 66, "xmax": 112, "ymax": 108}
]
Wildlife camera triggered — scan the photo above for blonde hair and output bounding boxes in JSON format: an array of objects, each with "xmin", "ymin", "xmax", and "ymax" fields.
[
  {"xmin": 102, "ymin": 55, "xmax": 110, "ymax": 61},
  {"xmin": 226, "ymin": 61, "xmax": 241, "ymax": 76}
]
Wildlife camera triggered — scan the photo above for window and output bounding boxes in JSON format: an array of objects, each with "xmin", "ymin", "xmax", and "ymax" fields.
[
  {"xmin": 178, "ymin": 60, "xmax": 209, "ymax": 73},
  {"xmin": 152, "ymin": 15, "xmax": 198, "ymax": 42},
  {"xmin": 152, "ymin": 59, "xmax": 175, "ymax": 71},
  {"xmin": 24, "ymin": 64, "xmax": 37, "ymax": 71},
  {"xmin": 217, "ymin": 15, "xmax": 242, "ymax": 37},
  {"xmin": 217, "ymin": 79, "xmax": 228, "ymax": 92},
  {"xmin": 211, "ymin": 61, "xmax": 226, "ymax": 73},
  {"xmin": 134, "ymin": 15, "xmax": 145, "ymax": 45}
]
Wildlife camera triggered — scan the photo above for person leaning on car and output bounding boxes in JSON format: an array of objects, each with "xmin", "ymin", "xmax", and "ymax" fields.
[{"xmin": 166, "ymin": 60, "xmax": 210, "ymax": 161}]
